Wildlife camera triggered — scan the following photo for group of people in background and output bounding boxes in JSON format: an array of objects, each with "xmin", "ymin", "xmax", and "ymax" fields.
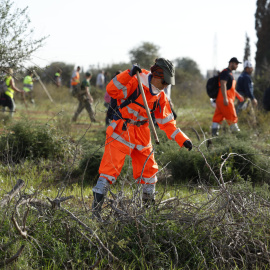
[
  {"xmin": 0, "ymin": 67, "xmax": 62, "ymax": 118},
  {"xmin": 211, "ymin": 57, "xmax": 258, "ymax": 136},
  {"xmin": 0, "ymin": 58, "xmax": 268, "ymax": 131}
]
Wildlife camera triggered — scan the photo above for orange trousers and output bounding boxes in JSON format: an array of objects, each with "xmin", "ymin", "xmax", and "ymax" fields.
[
  {"xmin": 99, "ymin": 134, "xmax": 158, "ymax": 184},
  {"xmin": 212, "ymin": 97, "xmax": 238, "ymax": 125}
]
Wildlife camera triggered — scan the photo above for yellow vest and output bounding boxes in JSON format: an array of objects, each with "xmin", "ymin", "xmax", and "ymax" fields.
[
  {"xmin": 23, "ymin": 75, "xmax": 33, "ymax": 92},
  {"xmin": 5, "ymin": 76, "xmax": 14, "ymax": 98}
]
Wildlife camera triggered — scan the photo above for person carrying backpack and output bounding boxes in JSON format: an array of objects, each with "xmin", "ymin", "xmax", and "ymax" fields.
[
  {"xmin": 1, "ymin": 68, "xmax": 24, "ymax": 117},
  {"xmin": 91, "ymin": 58, "xmax": 193, "ymax": 218},
  {"xmin": 211, "ymin": 57, "xmax": 244, "ymax": 136},
  {"xmin": 72, "ymin": 72, "xmax": 96, "ymax": 123}
]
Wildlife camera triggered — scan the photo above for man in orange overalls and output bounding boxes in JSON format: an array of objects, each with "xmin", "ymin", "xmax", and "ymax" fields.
[
  {"xmin": 92, "ymin": 58, "xmax": 193, "ymax": 216},
  {"xmin": 211, "ymin": 57, "xmax": 244, "ymax": 136}
]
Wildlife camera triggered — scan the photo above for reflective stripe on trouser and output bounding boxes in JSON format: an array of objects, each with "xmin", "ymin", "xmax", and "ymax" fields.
[
  {"xmin": 92, "ymin": 177, "xmax": 110, "ymax": 195},
  {"xmin": 211, "ymin": 122, "xmax": 220, "ymax": 129},
  {"xmin": 212, "ymin": 98, "xmax": 238, "ymax": 125},
  {"xmin": 98, "ymin": 134, "xmax": 158, "ymax": 185}
]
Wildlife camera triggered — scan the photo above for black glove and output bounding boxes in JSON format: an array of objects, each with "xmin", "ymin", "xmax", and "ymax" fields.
[
  {"xmin": 183, "ymin": 140, "xmax": 192, "ymax": 151},
  {"xmin": 129, "ymin": 64, "xmax": 142, "ymax": 76}
]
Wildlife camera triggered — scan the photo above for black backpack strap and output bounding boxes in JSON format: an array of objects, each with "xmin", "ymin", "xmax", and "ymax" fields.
[{"xmin": 119, "ymin": 86, "xmax": 141, "ymax": 109}]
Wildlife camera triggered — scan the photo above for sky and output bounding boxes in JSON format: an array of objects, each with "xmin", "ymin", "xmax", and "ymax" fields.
[{"xmin": 14, "ymin": 0, "xmax": 257, "ymax": 77}]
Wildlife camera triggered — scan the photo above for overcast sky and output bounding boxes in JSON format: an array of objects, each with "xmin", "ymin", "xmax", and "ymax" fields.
[{"xmin": 15, "ymin": 0, "xmax": 257, "ymax": 76}]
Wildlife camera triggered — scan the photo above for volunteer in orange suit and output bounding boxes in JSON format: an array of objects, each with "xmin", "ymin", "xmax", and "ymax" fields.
[
  {"xmin": 211, "ymin": 57, "xmax": 244, "ymax": 136},
  {"xmin": 92, "ymin": 58, "xmax": 193, "ymax": 216}
]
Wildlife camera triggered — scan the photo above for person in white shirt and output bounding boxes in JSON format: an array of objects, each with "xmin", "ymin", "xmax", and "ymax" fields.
[{"xmin": 96, "ymin": 70, "xmax": 105, "ymax": 90}]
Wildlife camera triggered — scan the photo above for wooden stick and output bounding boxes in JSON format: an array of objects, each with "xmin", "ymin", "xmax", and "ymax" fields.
[
  {"xmin": 33, "ymin": 70, "xmax": 54, "ymax": 103},
  {"xmin": 136, "ymin": 71, "xmax": 159, "ymax": 144}
]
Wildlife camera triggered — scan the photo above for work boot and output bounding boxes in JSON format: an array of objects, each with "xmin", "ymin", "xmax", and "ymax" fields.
[
  {"xmin": 230, "ymin": 123, "xmax": 240, "ymax": 133},
  {"xmin": 211, "ymin": 122, "xmax": 220, "ymax": 137},
  {"xmin": 92, "ymin": 192, "xmax": 104, "ymax": 219},
  {"xmin": 212, "ymin": 128, "xmax": 219, "ymax": 137},
  {"xmin": 142, "ymin": 193, "xmax": 155, "ymax": 208}
]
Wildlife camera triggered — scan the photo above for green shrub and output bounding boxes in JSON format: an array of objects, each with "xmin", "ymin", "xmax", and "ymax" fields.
[
  {"xmin": 78, "ymin": 147, "xmax": 104, "ymax": 185},
  {"xmin": 160, "ymin": 133, "xmax": 270, "ymax": 185},
  {"xmin": 0, "ymin": 120, "xmax": 76, "ymax": 163}
]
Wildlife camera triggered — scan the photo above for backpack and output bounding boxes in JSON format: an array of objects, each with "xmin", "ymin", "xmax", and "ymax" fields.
[
  {"xmin": 0, "ymin": 75, "xmax": 8, "ymax": 94},
  {"xmin": 206, "ymin": 75, "xmax": 219, "ymax": 99},
  {"xmin": 71, "ymin": 84, "xmax": 81, "ymax": 97}
]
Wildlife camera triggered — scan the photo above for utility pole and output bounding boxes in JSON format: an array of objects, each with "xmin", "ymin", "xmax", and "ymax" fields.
[{"xmin": 212, "ymin": 33, "xmax": 218, "ymax": 75}]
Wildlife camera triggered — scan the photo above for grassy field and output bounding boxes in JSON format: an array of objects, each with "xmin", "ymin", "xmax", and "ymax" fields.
[{"xmin": 0, "ymin": 82, "xmax": 270, "ymax": 269}]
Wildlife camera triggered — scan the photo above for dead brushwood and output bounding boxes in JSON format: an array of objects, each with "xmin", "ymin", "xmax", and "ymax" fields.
[{"xmin": 1, "ymin": 137, "xmax": 270, "ymax": 268}]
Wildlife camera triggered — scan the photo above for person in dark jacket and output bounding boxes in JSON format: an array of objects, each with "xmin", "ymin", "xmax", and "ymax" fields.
[{"xmin": 236, "ymin": 60, "xmax": 257, "ymax": 115}]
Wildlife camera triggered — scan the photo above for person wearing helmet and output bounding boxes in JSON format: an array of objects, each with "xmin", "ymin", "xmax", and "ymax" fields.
[
  {"xmin": 91, "ymin": 58, "xmax": 193, "ymax": 217},
  {"xmin": 72, "ymin": 72, "xmax": 96, "ymax": 123}
]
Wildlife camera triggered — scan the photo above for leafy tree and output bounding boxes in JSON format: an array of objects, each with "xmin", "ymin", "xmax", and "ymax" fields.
[
  {"xmin": 243, "ymin": 33, "xmax": 251, "ymax": 62},
  {"xmin": 174, "ymin": 57, "xmax": 202, "ymax": 78},
  {"xmin": 128, "ymin": 42, "xmax": 160, "ymax": 69},
  {"xmin": 41, "ymin": 62, "xmax": 74, "ymax": 87},
  {"xmin": 255, "ymin": 0, "xmax": 270, "ymax": 75},
  {"xmin": 0, "ymin": 0, "xmax": 46, "ymax": 70}
]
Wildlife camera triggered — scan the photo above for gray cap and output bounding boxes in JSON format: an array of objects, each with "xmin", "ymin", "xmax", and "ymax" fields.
[{"xmin": 155, "ymin": 58, "xmax": 175, "ymax": 85}]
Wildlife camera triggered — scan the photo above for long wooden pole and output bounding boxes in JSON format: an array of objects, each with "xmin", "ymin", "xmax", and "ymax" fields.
[
  {"xmin": 33, "ymin": 70, "xmax": 54, "ymax": 103},
  {"xmin": 136, "ymin": 71, "xmax": 159, "ymax": 144}
]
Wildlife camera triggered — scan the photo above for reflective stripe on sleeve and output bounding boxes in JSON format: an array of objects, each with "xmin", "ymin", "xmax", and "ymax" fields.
[
  {"xmin": 155, "ymin": 113, "xmax": 174, "ymax": 125},
  {"xmin": 111, "ymin": 132, "xmax": 135, "ymax": 149},
  {"xmin": 109, "ymin": 121, "xmax": 117, "ymax": 130},
  {"xmin": 171, "ymin": 128, "xmax": 181, "ymax": 140},
  {"xmin": 136, "ymin": 143, "xmax": 151, "ymax": 151},
  {"xmin": 113, "ymin": 76, "xmax": 128, "ymax": 98}
]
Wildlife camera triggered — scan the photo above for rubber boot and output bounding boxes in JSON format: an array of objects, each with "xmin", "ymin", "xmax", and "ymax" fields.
[
  {"xmin": 92, "ymin": 192, "xmax": 104, "ymax": 219},
  {"xmin": 142, "ymin": 193, "xmax": 155, "ymax": 208},
  {"xmin": 230, "ymin": 123, "xmax": 240, "ymax": 133},
  {"xmin": 212, "ymin": 128, "xmax": 219, "ymax": 137}
]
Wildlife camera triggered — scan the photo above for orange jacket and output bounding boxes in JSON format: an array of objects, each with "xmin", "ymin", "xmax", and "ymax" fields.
[
  {"xmin": 106, "ymin": 69, "xmax": 190, "ymax": 151},
  {"xmin": 71, "ymin": 71, "xmax": 80, "ymax": 86}
]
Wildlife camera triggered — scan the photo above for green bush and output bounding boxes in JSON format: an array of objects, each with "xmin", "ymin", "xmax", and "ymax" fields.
[
  {"xmin": 78, "ymin": 147, "xmax": 104, "ymax": 185},
  {"xmin": 0, "ymin": 121, "xmax": 76, "ymax": 163},
  {"xmin": 160, "ymin": 133, "xmax": 270, "ymax": 185}
]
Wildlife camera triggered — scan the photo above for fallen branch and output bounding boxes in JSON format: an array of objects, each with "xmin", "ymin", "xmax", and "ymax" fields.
[
  {"xmin": 0, "ymin": 245, "xmax": 25, "ymax": 267},
  {"xmin": 0, "ymin": 179, "xmax": 25, "ymax": 207}
]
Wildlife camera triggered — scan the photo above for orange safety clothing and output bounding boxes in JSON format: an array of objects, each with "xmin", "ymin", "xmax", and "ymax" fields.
[
  {"xmin": 212, "ymin": 71, "xmax": 238, "ymax": 125},
  {"xmin": 71, "ymin": 71, "xmax": 80, "ymax": 86},
  {"xmin": 99, "ymin": 69, "xmax": 190, "ymax": 185}
]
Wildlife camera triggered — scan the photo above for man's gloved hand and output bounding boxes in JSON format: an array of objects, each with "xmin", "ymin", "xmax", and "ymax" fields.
[
  {"xmin": 183, "ymin": 140, "xmax": 192, "ymax": 151},
  {"xmin": 129, "ymin": 64, "xmax": 142, "ymax": 76}
]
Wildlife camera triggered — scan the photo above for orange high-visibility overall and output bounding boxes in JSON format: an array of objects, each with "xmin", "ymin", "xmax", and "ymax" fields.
[
  {"xmin": 212, "ymin": 73, "xmax": 240, "ymax": 125},
  {"xmin": 99, "ymin": 69, "xmax": 190, "ymax": 186}
]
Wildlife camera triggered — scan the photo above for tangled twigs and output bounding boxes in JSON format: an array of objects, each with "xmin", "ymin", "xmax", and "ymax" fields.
[{"xmin": 0, "ymin": 179, "xmax": 25, "ymax": 207}]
